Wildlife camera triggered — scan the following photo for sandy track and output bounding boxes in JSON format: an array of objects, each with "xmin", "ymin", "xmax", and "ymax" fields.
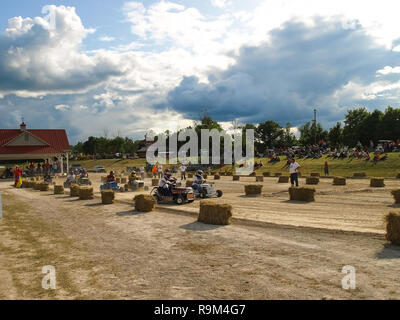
[{"xmin": 1, "ymin": 181, "xmax": 400, "ymax": 299}]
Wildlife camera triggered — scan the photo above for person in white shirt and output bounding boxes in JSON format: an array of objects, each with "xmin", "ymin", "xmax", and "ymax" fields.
[
  {"xmin": 192, "ymin": 170, "xmax": 206, "ymax": 195},
  {"xmin": 157, "ymin": 164, "xmax": 163, "ymax": 179},
  {"xmin": 289, "ymin": 158, "xmax": 300, "ymax": 187},
  {"xmin": 179, "ymin": 164, "xmax": 187, "ymax": 180},
  {"xmin": 159, "ymin": 169, "xmax": 175, "ymax": 195},
  {"xmin": 139, "ymin": 166, "xmax": 145, "ymax": 180}
]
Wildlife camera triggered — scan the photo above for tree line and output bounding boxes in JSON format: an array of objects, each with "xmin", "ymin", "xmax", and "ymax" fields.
[{"xmin": 71, "ymin": 106, "xmax": 400, "ymax": 156}]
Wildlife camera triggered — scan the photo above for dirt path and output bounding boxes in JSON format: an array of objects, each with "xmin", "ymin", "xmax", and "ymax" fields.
[{"xmin": 1, "ymin": 182, "xmax": 400, "ymax": 300}]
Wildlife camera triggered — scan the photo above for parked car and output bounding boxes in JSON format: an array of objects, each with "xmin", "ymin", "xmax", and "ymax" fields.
[{"xmin": 93, "ymin": 165, "xmax": 106, "ymax": 173}]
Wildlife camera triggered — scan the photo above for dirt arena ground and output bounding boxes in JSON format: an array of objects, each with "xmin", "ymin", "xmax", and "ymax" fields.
[{"xmin": 0, "ymin": 174, "xmax": 399, "ymax": 300}]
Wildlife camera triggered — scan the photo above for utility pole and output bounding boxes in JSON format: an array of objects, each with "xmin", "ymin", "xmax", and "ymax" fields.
[{"xmin": 313, "ymin": 108, "xmax": 317, "ymax": 145}]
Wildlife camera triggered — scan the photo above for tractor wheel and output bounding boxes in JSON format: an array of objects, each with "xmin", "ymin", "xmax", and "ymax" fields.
[
  {"xmin": 217, "ymin": 190, "xmax": 223, "ymax": 198},
  {"xmin": 175, "ymin": 196, "xmax": 184, "ymax": 205}
]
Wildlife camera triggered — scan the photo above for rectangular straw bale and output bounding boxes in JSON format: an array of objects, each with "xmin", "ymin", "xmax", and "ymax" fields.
[
  {"xmin": 134, "ymin": 194, "xmax": 156, "ymax": 212},
  {"xmin": 188, "ymin": 173, "xmax": 194, "ymax": 178},
  {"xmin": 101, "ymin": 190, "xmax": 115, "ymax": 204},
  {"xmin": 233, "ymin": 175, "xmax": 240, "ymax": 181},
  {"xmin": 370, "ymin": 178, "xmax": 385, "ymax": 187},
  {"xmin": 391, "ymin": 189, "xmax": 400, "ymax": 204},
  {"xmin": 306, "ymin": 177, "xmax": 320, "ymax": 185},
  {"xmin": 244, "ymin": 185, "xmax": 263, "ymax": 196},
  {"xmin": 278, "ymin": 176, "xmax": 289, "ymax": 183},
  {"xmin": 79, "ymin": 186, "xmax": 94, "ymax": 200},
  {"xmin": 214, "ymin": 174, "xmax": 220, "ymax": 180},
  {"xmin": 255, "ymin": 176, "xmax": 264, "ymax": 182},
  {"xmin": 333, "ymin": 177, "xmax": 346, "ymax": 186},
  {"xmin": 289, "ymin": 187, "xmax": 316, "ymax": 202},
  {"xmin": 385, "ymin": 212, "xmax": 400, "ymax": 245},
  {"xmin": 70, "ymin": 184, "xmax": 80, "ymax": 197},
  {"xmin": 38, "ymin": 182, "xmax": 49, "ymax": 191},
  {"xmin": 54, "ymin": 185, "xmax": 64, "ymax": 195},
  {"xmin": 198, "ymin": 201, "xmax": 232, "ymax": 225}
]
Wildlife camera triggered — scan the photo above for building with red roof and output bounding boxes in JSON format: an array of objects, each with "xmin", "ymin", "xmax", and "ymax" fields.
[{"xmin": 0, "ymin": 122, "xmax": 71, "ymax": 172}]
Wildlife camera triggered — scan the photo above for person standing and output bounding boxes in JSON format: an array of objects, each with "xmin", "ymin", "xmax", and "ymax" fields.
[
  {"xmin": 157, "ymin": 164, "xmax": 163, "ymax": 179},
  {"xmin": 289, "ymin": 158, "xmax": 300, "ymax": 187},
  {"xmin": 139, "ymin": 166, "xmax": 145, "ymax": 180},
  {"xmin": 179, "ymin": 164, "xmax": 187, "ymax": 180},
  {"xmin": 152, "ymin": 165, "xmax": 157, "ymax": 178},
  {"xmin": 14, "ymin": 166, "xmax": 22, "ymax": 187},
  {"xmin": 324, "ymin": 161, "xmax": 329, "ymax": 176}
]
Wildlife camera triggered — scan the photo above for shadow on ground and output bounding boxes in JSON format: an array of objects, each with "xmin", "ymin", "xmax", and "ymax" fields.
[{"xmin": 376, "ymin": 244, "xmax": 400, "ymax": 259}]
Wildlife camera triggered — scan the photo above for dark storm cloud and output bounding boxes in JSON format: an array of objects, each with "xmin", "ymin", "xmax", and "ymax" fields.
[{"xmin": 167, "ymin": 18, "xmax": 400, "ymax": 126}]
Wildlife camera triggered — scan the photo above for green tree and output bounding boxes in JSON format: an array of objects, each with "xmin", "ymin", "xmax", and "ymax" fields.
[
  {"xmin": 255, "ymin": 120, "xmax": 284, "ymax": 151},
  {"xmin": 328, "ymin": 122, "xmax": 343, "ymax": 148},
  {"xmin": 342, "ymin": 107, "xmax": 369, "ymax": 146}
]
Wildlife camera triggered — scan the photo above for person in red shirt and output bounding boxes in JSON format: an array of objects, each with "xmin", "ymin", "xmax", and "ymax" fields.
[
  {"xmin": 14, "ymin": 166, "xmax": 22, "ymax": 187},
  {"xmin": 324, "ymin": 161, "xmax": 329, "ymax": 176}
]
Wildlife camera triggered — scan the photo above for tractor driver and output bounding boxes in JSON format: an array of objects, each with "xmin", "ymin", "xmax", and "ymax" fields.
[
  {"xmin": 107, "ymin": 171, "xmax": 116, "ymax": 182},
  {"xmin": 159, "ymin": 169, "xmax": 175, "ymax": 196},
  {"xmin": 192, "ymin": 170, "xmax": 205, "ymax": 195}
]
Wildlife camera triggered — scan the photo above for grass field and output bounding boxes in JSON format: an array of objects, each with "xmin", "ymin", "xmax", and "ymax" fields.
[{"xmin": 69, "ymin": 153, "xmax": 400, "ymax": 178}]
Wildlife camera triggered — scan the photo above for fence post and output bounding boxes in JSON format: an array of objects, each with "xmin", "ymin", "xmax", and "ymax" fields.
[{"xmin": 0, "ymin": 192, "xmax": 2, "ymax": 219}]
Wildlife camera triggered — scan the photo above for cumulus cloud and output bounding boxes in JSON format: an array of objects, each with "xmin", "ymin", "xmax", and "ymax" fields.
[
  {"xmin": 166, "ymin": 18, "xmax": 400, "ymax": 126},
  {"xmin": 0, "ymin": 5, "xmax": 125, "ymax": 98}
]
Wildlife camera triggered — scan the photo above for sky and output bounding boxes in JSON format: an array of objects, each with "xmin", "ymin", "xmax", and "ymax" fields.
[{"xmin": 0, "ymin": 0, "xmax": 400, "ymax": 144}]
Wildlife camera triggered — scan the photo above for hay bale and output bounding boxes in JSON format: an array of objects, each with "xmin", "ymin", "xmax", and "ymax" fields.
[
  {"xmin": 101, "ymin": 190, "xmax": 115, "ymax": 204},
  {"xmin": 198, "ymin": 201, "xmax": 232, "ymax": 225},
  {"xmin": 32, "ymin": 181, "xmax": 41, "ymax": 190},
  {"xmin": 385, "ymin": 212, "xmax": 400, "ymax": 245},
  {"xmin": 310, "ymin": 173, "xmax": 320, "ymax": 177},
  {"xmin": 391, "ymin": 189, "xmax": 400, "ymax": 204},
  {"xmin": 353, "ymin": 172, "xmax": 366, "ymax": 178},
  {"xmin": 255, "ymin": 176, "xmax": 264, "ymax": 182},
  {"xmin": 275, "ymin": 173, "xmax": 282, "ymax": 177},
  {"xmin": 306, "ymin": 177, "xmax": 320, "ymax": 185},
  {"xmin": 152, "ymin": 178, "xmax": 159, "ymax": 187},
  {"xmin": 244, "ymin": 185, "xmax": 263, "ymax": 196},
  {"xmin": 134, "ymin": 194, "xmax": 156, "ymax": 212},
  {"xmin": 289, "ymin": 187, "xmax": 315, "ymax": 202},
  {"xmin": 278, "ymin": 176, "xmax": 289, "ymax": 183},
  {"xmin": 233, "ymin": 175, "xmax": 240, "ymax": 181},
  {"xmin": 188, "ymin": 173, "xmax": 194, "ymax": 178},
  {"xmin": 333, "ymin": 177, "xmax": 346, "ymax": 186},
  {"xmin": 370, "ymin": 178, "xmax": 385, "ymax": 188},
  {"xmin": 79, "ymin": 186, "xmax": 94, "ymax": 200},
  {"xmin": 54, "ymin": 185, "xmax": 64, "ymax": 195},
  {"xmin": 263, "ymin": 172, "xmax": 271, "ymax": 177},
  {"xmin": 186, "ymin": 180, "xmax": 193, "ymax": 187},
  {"xmin": 70, "ymin": 184, "xmax": 80, "ymax": 197},
  {"xmin": 21, "ymin": 179, "xmax": 30, "ymax": 188},
  {"xmin": 38, "ymin": 182, "xmax": 49, "ymax": 192},
  {"xmin": 214, "ymin": 174, "xmax": 220, "ymax": 180}
]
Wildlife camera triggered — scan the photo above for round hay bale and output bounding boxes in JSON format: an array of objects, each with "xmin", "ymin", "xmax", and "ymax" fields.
[
  {"xmin": 70, "ymin": 184, "xmax": 80, "ymax": 197},
  {"xmin": 188, "ymin": 173, "xmax": 194, "ymax": 179},
  {"xmin": 385, "ymin": 212, "xmax": 400, "ymax": 245},
  {"xmin": 306, "ymin": 177, "xmax": 320, "ymax": 185},
  {"xmin": 101, "ymin": 190, "xmax": 115, "ymax": 204},
  {"xmin": 186, "ymin": 180, "xmax": 193, "ymax": 187},
  {"xmin": 353, "ymin": 172, "xmax": 366, "ymax": 178},
  {"xmin": 370, "ymin": 178, "xmax": 385, "ymax": 188},
  {"xmin": 289, "ymin": 187, "xmax": 315, "ymax": 202},
  {"xmin": 121, "ymin": 178, "xmax": 127, "ymax": 184},
  {"xmin": 134, "ymin": 194, "xmax": 156, "ymax": 212},
  {"xmin": 275, "ymin": 173, "xmax": 282, "ymax": 177},
  {"xmin": 214, "ymin": 174, "xmax": 220, "ymax": 180},
  {"xmin": 391, "ymin": 189, "xmax": 400, "ymax": 204},
  {"xmin": 152, "ymin": 178, "xmax": 159, "ymax": 187},
  {"xmin": 255, "ymin": 176, "xmax": 264, "ymax": 182},
  {"xmin": 244, "ymin": 185, "xmax": 263, "ymax": 196},
  {"xmin": 233, "ymin": 175, "xmax": 240, "ymax": 181},
  {"xmin": 333, "ymin": 177, "xmax": 346, "ymax": 186},
  {"xmin": 310, "ymin": 173, "xmax": 320, "ymax": 177},
  {"xmin": 263, "ymin": 172, "xmax": 271, "ymax": 177},
  {"xmin": 54, "ymin": 185, "xmax": 64, "ymax": 195},
  {"xmin": 79, "ymin": 186, "xmax": 94, "ymax": 200},
  {"xmin": 198, "ymin": 201, "xmax": 232, "ymax": 225},
  {"xmin": 278, "ymin": 176, "xmax": 289, "ymax": 183}
]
